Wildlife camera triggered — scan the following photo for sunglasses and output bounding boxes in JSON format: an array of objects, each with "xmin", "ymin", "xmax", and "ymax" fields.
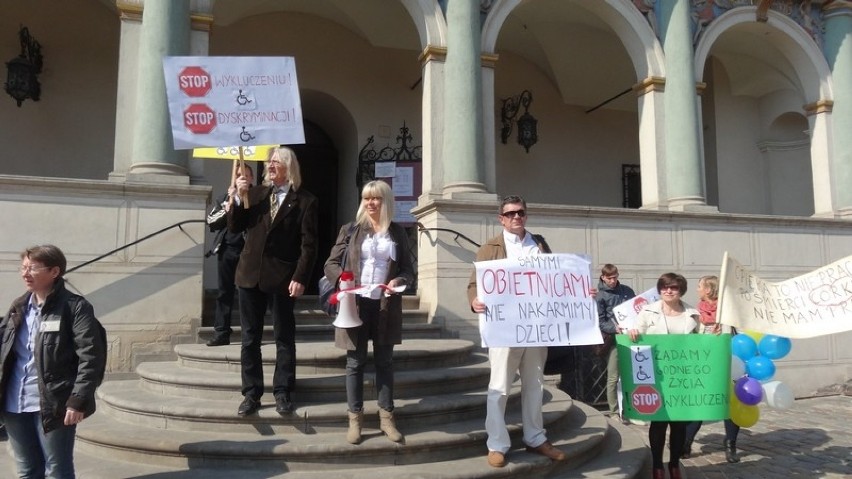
[{"xmin": 500, "ymin": 209, "xmax": 526, "ymax": 218}]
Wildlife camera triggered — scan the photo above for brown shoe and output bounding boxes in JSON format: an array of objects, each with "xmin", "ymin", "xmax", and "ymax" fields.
[
  {"xmin": 526, "ymin": 441, "xmax": 566, "ymax": 461},
  {"xmin": 487, "ymin": 450, "xmax": 506, "ymax": 468}
]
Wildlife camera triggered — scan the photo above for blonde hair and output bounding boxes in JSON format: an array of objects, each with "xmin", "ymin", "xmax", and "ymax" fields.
[
  {"xmin": 355, "ymin": 180, "xmax": 394, "ymax": 233},
  {"xmin": 264, "ymin": 147, "xmax": 302, "ymax": 190},
  {"xmin": 699, "ymin": 275, "xmax": 719, "ymax": 301}
]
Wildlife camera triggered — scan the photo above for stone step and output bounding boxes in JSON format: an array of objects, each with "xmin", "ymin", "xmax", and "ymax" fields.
[
  {"xmin": 558, "ymin": 415, "xmax": 651, "ymax": 478},
  {"xmin": 77, "ymin": 386, "xmax": 590, "ymax": 472},
  {"xmin": 202, "ymin": 293, "xmax": 425, "ymax": 325},
  {"xmin": 96, "ymin": 379, "xmax": 502, "ymax": 433},
  {"xmin": 173, "ymin": 339, "xmax": 476, "ymax": 373},
  {"xmin": 196, "ymin": 319, "xmax": 444, "ymax": 343},
  {"xmin": 134, "ymin": 355, "xmax": 490, "ymax": 402},
  {"xmin": 70, "ymin": 401, "xmax": 647, "ymax": 479}
]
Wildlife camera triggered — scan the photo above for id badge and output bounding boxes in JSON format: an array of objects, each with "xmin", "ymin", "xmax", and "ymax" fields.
[{"xmin": 40, "ymin": 321, "xmax": 61, "ymax": 333}]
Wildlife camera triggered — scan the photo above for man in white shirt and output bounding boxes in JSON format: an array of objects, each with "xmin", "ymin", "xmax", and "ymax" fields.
[{"xmin": 466, "ymin": 195, "xmax": 567, "ymax": 468}]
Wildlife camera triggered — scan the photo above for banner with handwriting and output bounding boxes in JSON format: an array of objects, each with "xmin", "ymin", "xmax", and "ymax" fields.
[{"xmin": 474, "ymin": 254, "xmax": 600, "ymax": 348}]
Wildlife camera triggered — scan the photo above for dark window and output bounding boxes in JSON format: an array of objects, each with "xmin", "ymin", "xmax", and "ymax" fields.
[{"xmin": 622, "ymin": 164, "xmax": 641, "ymax": 209}]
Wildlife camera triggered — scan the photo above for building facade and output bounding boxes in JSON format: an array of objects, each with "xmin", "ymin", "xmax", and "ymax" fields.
[{"xmin": 1, "ymin": 0, "xmax": 850, "ymax": 395}]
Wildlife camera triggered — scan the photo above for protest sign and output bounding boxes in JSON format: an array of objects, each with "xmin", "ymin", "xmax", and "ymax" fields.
[
  {"xmin": 617, "ymin": 334, "xmax": 730, "ymax": 421},
  {"xmin": 718, "ymin": 252, "xmax": 852, "ymax": 338},
  {"xmin": 474, "ymin": 254, "xmax": 600, "ymax": 348},
  {"xmin": 612, "ymin": 287, "xmax": 660, "ymax": 330},
  {"xmin": 163, "ymin": 57, "xmax": 305, "ymax": 149}
]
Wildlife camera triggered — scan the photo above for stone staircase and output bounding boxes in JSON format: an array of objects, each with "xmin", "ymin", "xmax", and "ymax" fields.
[{"xmin": 74, "ymin": 296, "xmax": 649, "ymax": 478}]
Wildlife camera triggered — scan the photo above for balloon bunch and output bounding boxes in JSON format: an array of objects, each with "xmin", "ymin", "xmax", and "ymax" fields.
[{"xmin": 728, "ymin": 332, "xmax": 794, "ymax": 427}]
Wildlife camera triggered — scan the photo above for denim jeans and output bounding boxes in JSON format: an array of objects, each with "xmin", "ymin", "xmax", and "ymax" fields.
[{"xmin": 3, "ymin": 411, "xmax": 76, "ymax": 479}]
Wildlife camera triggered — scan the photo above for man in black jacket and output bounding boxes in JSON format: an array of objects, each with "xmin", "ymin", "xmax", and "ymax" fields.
[
  {"xmin": 0, "ymin": 244, "xmax": 106, "ymax": 478},
  {"xmin": 596, "ymin": 264, "xmax": 635, "ymax": 419},
  {"xmin": 206, "ymin": 164, "xmax": 253, "ymax": 346},
  {"xmin": 229, "ymin": 148, "xmax": 318, "ymax": 417}
]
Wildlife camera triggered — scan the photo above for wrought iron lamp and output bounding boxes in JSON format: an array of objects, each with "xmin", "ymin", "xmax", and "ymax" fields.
[
  {"xmin": 5, "ymin": 26, "xmax": 43, "ymax": 107},
  {"xmin": 500, "ymin": 90, "xmax": 537, "ymax": 153}
]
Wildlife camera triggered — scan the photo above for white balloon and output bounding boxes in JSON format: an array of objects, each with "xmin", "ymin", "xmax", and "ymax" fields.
[
  {"xmin": 731, "ymin": 355, "xmax": 746, "ymax": 380},
  {"xmin": 762, "ymin": 380, "xmax": 794, "ymax": 409}
]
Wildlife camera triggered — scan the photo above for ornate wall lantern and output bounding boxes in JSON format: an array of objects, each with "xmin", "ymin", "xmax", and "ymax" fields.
[
  {"xmin": 500, "ymin": 90, "xmax": 538, "ymax": 153},
  {"xmin": 5, "ymin": 26, "xmax": 43, "ymax": 107}
]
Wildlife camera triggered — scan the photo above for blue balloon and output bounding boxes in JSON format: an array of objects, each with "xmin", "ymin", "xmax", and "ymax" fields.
[
  {"xmin": 734, "ymin": 376, "xmax": 764, "ymax": 405},
  {"xmin": 758, "ymin": 335, "xmax": 792, "ymax": 360},
  {"xmin": 732, "ymin": 334, "xmax": 758, "ymax": 361},
  {"xmin": 746, "ymin": 355, "xmax": 776, "ymax": 381}
]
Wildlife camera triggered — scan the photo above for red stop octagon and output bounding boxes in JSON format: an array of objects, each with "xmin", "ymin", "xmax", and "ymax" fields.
[
  {"xmin": 183, "ymin": 104, "xmax": 216, "ymax": 134},
  {"xmin": 178, "ymin": 66, "xmax": 212, "ymax": 97},
  {"xmin": 632, "ymin": 384, "xmax": 662, "ymax": 415}
]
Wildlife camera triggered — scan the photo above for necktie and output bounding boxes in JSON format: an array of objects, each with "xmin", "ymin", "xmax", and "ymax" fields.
[{"xmin": 270, "ymin": 189, "xmax": 279, "ymax": 220}]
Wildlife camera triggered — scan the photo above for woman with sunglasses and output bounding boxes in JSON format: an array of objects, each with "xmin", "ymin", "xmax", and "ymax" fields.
[{"xmin": 628, "ymin": 272, "xmax": 699, "ymax": 479}]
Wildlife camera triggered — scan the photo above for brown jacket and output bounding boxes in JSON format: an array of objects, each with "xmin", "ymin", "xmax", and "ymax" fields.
[
  {"xmin": 324, "ymin": 222, "xmax": 414, "ymax": 350},
  {"xmin": 229, "ymin": 184, "xmax": 318, "ymax": 293},
  {"xmin": 466, "ymin": 231, "xmax": 551, "ymax": 306}
]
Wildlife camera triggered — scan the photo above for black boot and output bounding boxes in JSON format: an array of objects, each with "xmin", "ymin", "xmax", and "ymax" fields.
[
  {"xmin": 682, "ymin": 437, "xmax": 693, "ymax": 459},
  {"xmin": 724, "ymin": 439, "xmax": 740, "ymax": 463}
]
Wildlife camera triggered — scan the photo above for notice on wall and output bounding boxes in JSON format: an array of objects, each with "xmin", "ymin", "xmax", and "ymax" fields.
[
  {"xmin": 718, "ymin": 252, "xmax": 852, "ymax": 338},
  {"xmin": 474, "ymin": 254, "xmax": 600, "ymax": 348},
  {"xmin": 617, "ymin": 334, "xmax": 731, "ymax": 421},
  {"xmin": 163, "ymin": 56, "xmax": 305, "ymax": 150}
]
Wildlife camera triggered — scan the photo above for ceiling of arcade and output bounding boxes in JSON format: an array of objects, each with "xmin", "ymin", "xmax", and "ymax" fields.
[{"xmin": 201, "ymin": 1, "xmax": 805, "ymax": 116}]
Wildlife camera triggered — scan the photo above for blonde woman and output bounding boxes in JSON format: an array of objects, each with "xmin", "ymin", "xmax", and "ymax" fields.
[{"xmin": 323, "ymin": 180, "xmax": 414, "ymax": 445}]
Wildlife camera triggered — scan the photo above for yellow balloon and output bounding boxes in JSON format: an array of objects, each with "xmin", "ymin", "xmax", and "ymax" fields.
[
  {"xmin": 730, "ymin": 398, "xmax": 760, "ymax": 428},
  {"xmin": 743, "ymin": 330, "xmax": 765, "ymax": 344}
]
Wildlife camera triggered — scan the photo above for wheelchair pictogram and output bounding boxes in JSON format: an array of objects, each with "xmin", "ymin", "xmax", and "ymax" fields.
[
  {"xmin": 236, "ymin": 89, "xmax": 252, "ymax": 106},
  {"xmin": 240, "ymin": 127, "xmax": 256, "ymax": 142}
]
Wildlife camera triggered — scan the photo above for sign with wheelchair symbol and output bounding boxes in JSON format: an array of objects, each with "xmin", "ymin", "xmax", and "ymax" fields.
[{"xmin": 630, "ymin": 345, "xmax": 655, "ymax": 384}]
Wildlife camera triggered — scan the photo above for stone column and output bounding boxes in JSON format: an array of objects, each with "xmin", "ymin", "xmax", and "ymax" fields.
[
  {"xmin": 441, "ymin": 0, "xmax": 488, "ymax": 197},
  {"xmin": 823, "ymin": 1, "xmax": 852, "ymax": 217},
  {"xmin": 110, "ymin": 1, "xmax": 144, "ymax": 181},
  {"xmin": 657, "ymin": 0, "xmax": 707, "ymax": 210},
  {"xmin": 128, "ymin": 0, "xmax": 191, "ymax": 183}
]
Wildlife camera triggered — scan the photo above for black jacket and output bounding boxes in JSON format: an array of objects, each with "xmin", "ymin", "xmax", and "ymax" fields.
[
  {"xmin": 207, "ymin": 193, "xmax": 246, "ymax": 255},
  {"xmin": 0, "ymin": 279, "xmax": 106, "ymax": 432},
  {"xmin": 596, "ymin": 279, "xmax": 636, "ymax": 334},
  {"xmin": 229, "ymin": 184, "xmax": 319, "ymax": 292}
]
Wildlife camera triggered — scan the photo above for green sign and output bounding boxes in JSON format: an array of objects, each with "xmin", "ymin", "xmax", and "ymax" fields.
[{"xmin": 616, "ymin": 334, "xmax": 731, "ymax": 421}]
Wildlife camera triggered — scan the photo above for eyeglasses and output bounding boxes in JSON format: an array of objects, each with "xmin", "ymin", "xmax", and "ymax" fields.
[
  {"xmin": 500, "ymin": 209, "xmax": 526, "ymax": 218},
  {"xmin": 19, "ymin": 265, "xmax": 50, "ymax": 274}
]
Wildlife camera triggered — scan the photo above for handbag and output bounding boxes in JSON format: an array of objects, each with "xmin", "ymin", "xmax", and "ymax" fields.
[{"xmin": 318, "ymin": 224, "xmax": 357, "ymax": 316}]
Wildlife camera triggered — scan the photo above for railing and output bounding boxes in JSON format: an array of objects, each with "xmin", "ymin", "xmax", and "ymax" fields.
[
  {"xmin": 66, "ymin": 220, "xmax": 206, "ymax": 274},
  {"xmin": 415, "ymin": 223, "xmax": 480, "ymax": 248}
]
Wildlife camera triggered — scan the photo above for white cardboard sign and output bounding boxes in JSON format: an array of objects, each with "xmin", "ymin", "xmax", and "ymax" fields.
[{"xmin": 163, "ymin": 56, "xmax": 305, "ymax": 150}]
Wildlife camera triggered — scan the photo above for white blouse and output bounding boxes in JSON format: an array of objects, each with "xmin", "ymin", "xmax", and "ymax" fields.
[{"xmin": 359, "ymin": 231, "xmax": 396, "ymax": 299}]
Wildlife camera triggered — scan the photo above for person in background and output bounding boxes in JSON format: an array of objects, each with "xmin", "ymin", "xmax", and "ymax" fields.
[
  {"xmin": 467, "ymin": 195, "xmax": 567, "ymax": 469},
  {"xmin": 0, "ymin": 245, "xmax": 107, "ymax": 478},
  {"xmin": 323, "ymin": 180, "xmax": 414, "ymax": 445},
  {"xmin": 628, "ymin": 272, "xmax": 698, "ymax": 479},
  {"xmin": 206, "ymin": 163, "xmax": 254, "ymax": 347},
  {"xmin": 682, "ymin": 275, "xmax": 741, "ymax": 463},
  {"xmin": 229, "ymin": 147, "xmax": 318, "ymax": 417},
  {"xmin": 595, "ymin": 264, "xmax": 635, "ymax": 420}
]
